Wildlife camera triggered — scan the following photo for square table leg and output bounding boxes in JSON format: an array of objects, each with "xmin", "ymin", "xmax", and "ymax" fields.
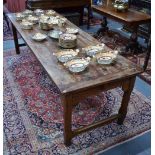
[
  {"xmin": 143, "ymin": 35, "xmax": 151, "ymax": 71},
  {"xmin": 125, "ymin": 25, "xmax": 139, "ymax": 53},
  {"xmin": 12, "ymin": 23, "xmax": 20, "ymax": 54},
  {"xmin": 87, "ymin": 5, "xmax": 91, "ymax": 29},
  {"xmin": 63, "ymin": 95, "xmax": 73, "ymax": 146},
  {"xmin": 62, "ymin": 77, "xmax": 136, "ymax": 146},
  {"xmin": 93, "ymin": 16, "xmax": 108, "ymax": 38},
  {"xmin": 117, "ymin": 77, "xmax": 136, "ymax": 124}
]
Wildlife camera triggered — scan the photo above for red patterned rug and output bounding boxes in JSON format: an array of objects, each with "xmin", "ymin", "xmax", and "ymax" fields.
[
  {"xmin": 4, "ymin": 47, "xmax": 150, "ymax": 154},
  {"xmin": 83, "ymin": 15, "xmax": 102, "ymax": 26},
  {"xmin": 125, "ymin": 54, "xmax": 151, "ymax": 84},
  {"xmin": 96, "ymin": 30, "xmax": 151, "ymax": 84},
  {"xmin": 3, "ymin": 18, "xmax": 13, "ymax": 41}
]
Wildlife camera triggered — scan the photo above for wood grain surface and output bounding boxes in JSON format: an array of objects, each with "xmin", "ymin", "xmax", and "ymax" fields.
[{"xmin": 92, "ymin": 5, "xmax": 151, "ymax": 26}]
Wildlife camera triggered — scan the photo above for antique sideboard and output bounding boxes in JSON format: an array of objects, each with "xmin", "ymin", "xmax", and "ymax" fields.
[{"xmin": 125, "ymin": 0, "xmax": 151, "ymax": 41}]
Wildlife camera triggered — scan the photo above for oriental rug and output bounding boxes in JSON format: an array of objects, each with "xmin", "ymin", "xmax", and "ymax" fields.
[
  {"xmin": 3, "ymin": 47, "xmax": 151, "ymax": 154},
  {"xmin": 83, "ymin": 15, "xmax": 102, "ymax": 26},
  {"xmin": 3, "ymin": 18, "xmax": 13, "ymax": 41}
]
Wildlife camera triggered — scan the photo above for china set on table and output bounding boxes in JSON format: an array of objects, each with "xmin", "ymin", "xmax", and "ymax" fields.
[
  {"xmin": 59, "ymin": 33, "xmax": 77, "ymax": 49},
  {"xmin": 53, "ymin": 49, "xmax": 79, "ymax": 63},
  {"xmin": 34, "ymin": 9, "xmax": 44, "ymax": 16},
  {"xmin": 16, "ymin": 9, "xmax": 118, "ymax": 73},
  {"xmin": 16, "ymin": 13, "xmax": 26, "ymax": 21},
  {"xmin": 22, "ymin": 9, "xmax": 33, "ymax": 16},
  {"xmin": 48, "ymin": 29, "xmax": 63, "ymax": 39},
  {"xmin": 53, "ymin": 49, "xmax": 90, "ymax": 73},
  {"xmin": 95, "ymin": 50, "xmax": 118, "ymax": 65},
  {"xmin": 53, "ymin": 43, "xmax": 118, "ymax": 73},
  {"xmin": 64, "ymin": 57, "xmax": 91, "ymax": 73},
  {"xmin": 20, "ymin": 20, "xmax": 33, "ymax": 30},
  {"xmin": 53, "ymin": 49, "xmax": 91, "ymax": 73},
  {"xmin": 27, "ymin": 15, "xmax": 39, "ymax": 24},
  {"xmin": 45, "ymin": 10, "xmax": 56, "ymax": 16},
  {"xmin": 32, "ymin": 33, "xmax": 47, "ymax": 41},
  {"xmin": 65, "ymin": 28, "xmax": 79, "ymax": 34},
  {"xmin": 39, "ymin": 19, "xmax": 52, "ymax": 30},
  {"xmin": 15, "ymin": 9, "xmax": 65, "ymax": 30},
  {"xmin": 82, "ymin": 43, "xmax": 105, "ymax": 57},
  {"xmin": 81, "ymin": 44, "xmax": 118, "ymax": 64}
]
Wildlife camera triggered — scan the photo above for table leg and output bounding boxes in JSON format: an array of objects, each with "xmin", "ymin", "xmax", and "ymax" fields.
[
  {"xmin": 117, "ymin": 77, "xmax": 136, "ymax": 125},
  {"xmin": 3, "ymin": 12, "xmax": 10, "ymax": 30},
  {"xmin": 125, "ymin": 25, "xmax": 139, "ymax": 54},
  {"xmin": 87, "ymin": 5, "xmax": 91, "ymax": 29},
  {"xmin": 63, "ymin": 96, "xmax": 73, "ymax": 146},
  {"xmin": 12, "ymin": 23, "xmax": 20, "ymax": 54},
  {"xmin": 94, "ymin": 16, "xmax": 108, "ymax": 38},
  {"xmin": 143, "ymin": 36, "xmax": 151, "ymax": 71},
  {"xmin": 79, "ymin": 7, "xmax": 84, "ymax": 26}
]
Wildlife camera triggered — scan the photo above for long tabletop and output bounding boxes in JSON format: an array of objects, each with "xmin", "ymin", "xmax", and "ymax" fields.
[{"xmin": 8, "ymin": 12, "xmax": 142, "ymax": 146}]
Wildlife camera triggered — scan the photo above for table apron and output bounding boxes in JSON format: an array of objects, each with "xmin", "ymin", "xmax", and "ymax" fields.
[{"xmin": 66, "ymin": 76, "xmax": 135, "ymax": 106}]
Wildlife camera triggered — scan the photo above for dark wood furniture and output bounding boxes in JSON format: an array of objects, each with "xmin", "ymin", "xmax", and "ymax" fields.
[
  {"xmin": 26, "ymin": 0, "xmax": 91, "ymax": 28},
  {"xmin": 124, "ymin": 0, "xmax": 151, "ymax": 42},
  {"xmin": 92, "ymin": 4, "xmax": 151, "ymax": 52},
  {"xmin": 130, "ymin": 0, "xmax": 151, "ymax": 12},
  {"xmin": 92, "ymin": 4, "xmax": 151, "ymax": 36},
  {"xmin": 3, "ymin": 0, "xmax": 10, "ymax": 29},
  {"xmin": 8, "ymin": 12, "xmax": 142, "ymax": 146},
  {"xmin": 143, "ymin": 36, "xmax": 151, "ymax": 71},
  {"xmin": 129, "ymin": 0, "xmax": 151, "ymax": 71}
]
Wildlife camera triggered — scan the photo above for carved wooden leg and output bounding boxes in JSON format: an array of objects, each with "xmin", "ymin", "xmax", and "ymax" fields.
[
  {"xmin": 94, "ymin": 16, "xmax": 108, "ymax": 38},
  {"xmin": 125, "ymin": 25, "xmax": 139, "ymax": 54},
  {"xmin": 117, "ymin": 77, "xmax": 136, "ymax": 125},
  {"xmin": 63, "ymin": 95, "xmax": 73, "ymax": 146},
  {"xmin": 12, "ymin": 23, "xmax": 20, "ymax": 54}
]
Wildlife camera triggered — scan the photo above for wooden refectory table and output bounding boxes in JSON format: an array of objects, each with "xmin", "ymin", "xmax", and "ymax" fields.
[{"xmin": 8, "ymin": 12, "xmax": 142, "ymax": 146}]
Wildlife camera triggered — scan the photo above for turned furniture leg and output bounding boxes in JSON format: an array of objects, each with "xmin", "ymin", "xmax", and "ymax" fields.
[
  {"xmin": 12, "ymin": 23, "xmax": 20, "ymax": 54},
  {"xmin": 125, "ymin": 25, "xmax": 139, "ymax": 53},
  {"xmin": 94, "ymin": 16, "xmax": 108, "ymax": 38},
  {"xmin": 117, "ymin": 77, "xmax": 136, "ymax": 124},
  {"xmin": 63, "ymin": 95, "xmax": 73, "ymax": 146}
]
